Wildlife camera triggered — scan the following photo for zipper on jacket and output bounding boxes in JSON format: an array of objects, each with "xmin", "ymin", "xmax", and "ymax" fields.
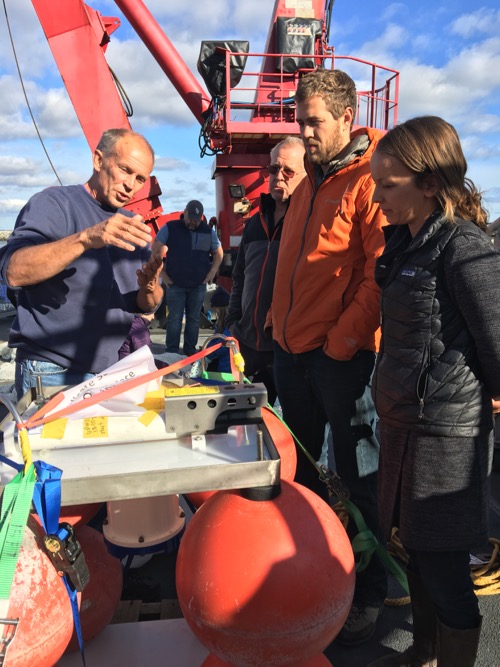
[
  {"xmin": 416, "ymin": 344, "xmax": 430, "ymax": 420},
  {"xmin": 282, "ymin": 186, "xmax": 317, "ymax": 352},
  {"xmin": 254, "ymin": 211, "xmax": 282, "ymax": 350}
]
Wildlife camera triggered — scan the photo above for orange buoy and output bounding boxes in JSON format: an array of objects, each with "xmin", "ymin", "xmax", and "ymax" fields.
[
  {"xmin": 59, "ymin": 502, "xmax": 104, "ymax": 529},
  {"xmin": 32, "ymin": 502, "xmax": 104, "ymax": 531},
  {"xmin": 5, "ymin": 517, "xmax": 74, "ymax": 666},
  {"xmin": 185, "ymin": 407, "xmax": 297, "ymax": 510},
  {"xmin": 64, "ymin": 525, "xmax": 123, "ymax": 653},
  {"xmin": 184, "ymin": 489, "xmax": 215, "ymax": 509},
  {"xmin": 261, "ymin": 405, "xmax": 297, "ymax": 482},
  {"xmin": 176, "ymin": 480, "xmax": 354, "ymax": 666}
]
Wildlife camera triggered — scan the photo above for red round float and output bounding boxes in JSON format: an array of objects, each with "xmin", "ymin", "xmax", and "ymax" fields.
[
  {"xmin": 5, "ymin": 517, "xmax": 74, "ymax": 667},
  {"xmin": 32, "ymin": 502, "xmax": 104, "ymax": 531},
  {"xmin": 176, "ymin": 480, "xmax": 354, "ymax": 666},
  {"xmin": 185, "ymin": 406, "xmax": 297, "ymax": 509},
  {"xmin": 65, "ymin": 525, "xmax": 123, "ymax": 653}
]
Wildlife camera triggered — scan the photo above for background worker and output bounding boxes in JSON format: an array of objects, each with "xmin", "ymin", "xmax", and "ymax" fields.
[
  {"xmin": 153, "ymin": 200, "xmax": 223, "ymax": 356},
  {"xmin": 225, "ymin": 136, "xmax": 306, "ymax": 407},
  {"xmin": 270, "ymin": 68, "xmax": 388, "ymax": 645},
  {"xmin": 0, "ymin": 128, "xmax": 165, "ymax": 398}
]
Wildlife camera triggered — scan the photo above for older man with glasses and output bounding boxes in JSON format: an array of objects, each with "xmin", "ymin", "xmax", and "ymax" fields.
[{"xmin": 225, "ymin": 136, "xmax": 305, "ymax": 407}]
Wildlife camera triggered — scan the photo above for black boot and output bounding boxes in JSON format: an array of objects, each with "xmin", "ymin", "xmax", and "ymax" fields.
[
  {"xmin": 436, "ymin": 617, "xmax": 482, "ymax": 667},
  {"xmin": 367, "ymin": 571, "xmax": 437, "ymax": 666}
]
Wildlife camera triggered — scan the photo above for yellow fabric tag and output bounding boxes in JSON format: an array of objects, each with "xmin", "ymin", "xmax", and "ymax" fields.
[
  {"xmin": 41, "ymin": 418, "xmax": 68, "ymax": 440},
  {"xmin": 83, "ymin": 417, "xmax": 108, "ymax": 439}
]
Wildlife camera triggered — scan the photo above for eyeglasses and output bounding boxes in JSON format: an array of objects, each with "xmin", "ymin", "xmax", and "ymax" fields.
[{"xmin": 266, "ymin": 164, "xmax": 305, "ymax": 179}]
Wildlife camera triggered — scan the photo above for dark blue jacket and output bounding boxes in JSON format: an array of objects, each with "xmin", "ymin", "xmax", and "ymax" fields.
[{"xmin": 225, "ymin": 194, "xmax": 285, "ymax": 352}]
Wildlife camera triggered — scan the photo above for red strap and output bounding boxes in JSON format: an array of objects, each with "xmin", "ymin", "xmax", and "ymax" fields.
[{"xmin": 21, "ymin": 344, "xmax": 223, "ymax": 430}]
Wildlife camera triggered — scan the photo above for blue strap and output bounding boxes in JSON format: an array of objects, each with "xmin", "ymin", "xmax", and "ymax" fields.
[
  {"xmin": 32, "ymin": 460, "xmax": 86, "ymax": 666},
  {"xmin": 32, "ymin": 460, "xmax": 63, "ymax": 535},
  {"xmin": 0, "ymin": 453, "xmax": 23, "ymax": 472}
]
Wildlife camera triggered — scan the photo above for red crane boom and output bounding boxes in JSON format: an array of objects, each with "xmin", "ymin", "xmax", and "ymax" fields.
[{"xmin": 30, "ymin": 0, "xmax": 399, "ymax": 279}]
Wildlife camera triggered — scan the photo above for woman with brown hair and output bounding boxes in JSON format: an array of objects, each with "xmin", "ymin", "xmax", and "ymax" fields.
[{"xmin": 368, "ymin": 116, "xmax": 500, "ymax": 666}]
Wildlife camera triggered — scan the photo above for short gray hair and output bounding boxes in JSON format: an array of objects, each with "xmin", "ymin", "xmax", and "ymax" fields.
[
  {"xmin": 96, "ymin": 128, "xmax": 155, "ymax": 162},
  {"xmin": 270, "ymin": 136, "xmax": 304, "ymax": 162}
]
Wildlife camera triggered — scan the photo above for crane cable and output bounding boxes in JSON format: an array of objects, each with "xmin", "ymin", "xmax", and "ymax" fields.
[
  {"xmin": 109, "ymin": 66, "xmax": 133, "ymax": 118},
  {"xmin": 199, "ymin": 98, "xmax": 223, "ymax": 158},
  {"xmin": 2, "ymin": 3, "xmax": 133, "ymax": 184},
  {"xmin": 2, "ymin": 0, "xmax": 63, "ymax": 186}
]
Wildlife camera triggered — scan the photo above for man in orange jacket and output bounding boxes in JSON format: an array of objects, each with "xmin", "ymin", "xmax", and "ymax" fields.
[{"xmin": 271, "ymin": 68, "xmax": 387, "ymax": 646}]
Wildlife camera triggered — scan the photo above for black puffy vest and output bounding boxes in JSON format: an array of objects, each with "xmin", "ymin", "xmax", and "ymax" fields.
[{"xmin": 373, "ymin": 214, "xmax": 490, "ymax": 436}]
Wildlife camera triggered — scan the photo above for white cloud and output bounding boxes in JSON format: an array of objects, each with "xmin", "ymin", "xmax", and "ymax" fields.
[
  {"xmin": 0, "ymin": 199, "xmax": 26, "ymax": 213},
  {"xmin": 155, "ymin": 156, "xmax": 190, "ymax": 171},
  {"xmin": 451, "ymin": 8, "xmax": 500, "ymax": 38},
  {"xmin": 381, "ymin": 3, "xmax": 408, "ymax": 22}
]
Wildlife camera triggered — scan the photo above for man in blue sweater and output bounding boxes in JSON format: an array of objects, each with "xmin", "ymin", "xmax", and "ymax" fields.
[
  {"xmin": 153, "ymin": 200, "xmax": 223, "ymax": 356},
  {"xmin": 0, "ymin": 128, "xmax": 165, "ymax": 398}
]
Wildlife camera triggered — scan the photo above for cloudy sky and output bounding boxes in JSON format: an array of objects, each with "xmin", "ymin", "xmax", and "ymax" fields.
[{"xmin": 0, "ymin": 0, "xmax": 499, "ymax": 230}]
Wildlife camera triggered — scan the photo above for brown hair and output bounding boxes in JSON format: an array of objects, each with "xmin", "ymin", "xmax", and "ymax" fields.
[
  {"xmin": 295, "ymin": 69, "xmax": 357, "ymax": 123},
  {"xmin": 376, "ymin": 116, "xmax": 488, "ymax": 229}
]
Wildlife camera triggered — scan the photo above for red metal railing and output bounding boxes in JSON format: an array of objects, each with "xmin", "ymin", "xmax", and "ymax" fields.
[{"xmin": 204, "ymin": 51, "xmax": 399, "ymax": 151}]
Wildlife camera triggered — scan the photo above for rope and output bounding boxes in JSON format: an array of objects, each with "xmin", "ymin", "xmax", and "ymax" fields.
[
  {"xmin": 471, "ymin": 538, "xmax": 500, "ymax": 596},
  {"xmin": 265, "ymin": 405, "xmax": 409, "ymax": 593}
]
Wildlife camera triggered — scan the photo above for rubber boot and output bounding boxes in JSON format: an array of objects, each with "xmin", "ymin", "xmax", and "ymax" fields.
[
  {"xmin": 367, "ymin": 571, "xmax": 437, "ymax": 666},
  {"xmin": 436, "ymin": 617, "xmax": 482, "ymax": 667}
]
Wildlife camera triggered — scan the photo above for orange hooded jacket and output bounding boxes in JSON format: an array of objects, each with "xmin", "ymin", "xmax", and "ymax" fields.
[{"xmin": 271, "ymin": 126, "xmax": 386, "ymax": 360}]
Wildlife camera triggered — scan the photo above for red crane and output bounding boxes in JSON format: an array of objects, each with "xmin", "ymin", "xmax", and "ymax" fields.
[{"xmin": 30, "ymin": 0, "xmax": 399, "ymax": 283}]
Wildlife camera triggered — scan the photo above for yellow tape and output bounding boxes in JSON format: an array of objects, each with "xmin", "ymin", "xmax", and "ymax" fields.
[
  {"xmin": 139, "ymin": 390, "xmax": 165, "ymax": 412},
  {"xmin": 165, "ymin": 386, "xmax": 219, "ymax": 397},
  {"xmin": 18, "ymin": 428, "xmax": 33, "ymax": 472},
  {"xmin": 83, "ymin": 417, "xmax": 108, "ymax": 439},
  {"xmin": 232, "ymin": 352, "xmax": 245, "ymax": 373},
  {"xmin": 41, "ymin": 418, "xmax": 68, "ymax": 440},
  {"xmin": 138, "ymin": 410, "xmax": 159, "ymax": 427}
]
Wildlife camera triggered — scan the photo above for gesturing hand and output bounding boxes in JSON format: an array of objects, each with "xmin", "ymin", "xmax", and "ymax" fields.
[{"xmin": 83, "ymin": 213, "xmax": 153, "ymax": 251}]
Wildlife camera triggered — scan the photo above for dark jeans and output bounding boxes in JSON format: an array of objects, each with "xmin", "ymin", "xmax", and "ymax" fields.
[
  {"xmin": 273, "ymin": 342, "xmax": 387, "ymax": 606},
  {"xmin": 165, "ymin": 284, "xmax": 206, "ymax": 355},
  {"xmin": 407, "ymin": 549, "xmax": 481, "ymax": 629}
]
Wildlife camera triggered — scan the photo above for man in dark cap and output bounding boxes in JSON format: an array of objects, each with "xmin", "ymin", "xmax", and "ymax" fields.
[{"xmin": 153, "ymin": 200, "xmax": 223, "ymax": 355}]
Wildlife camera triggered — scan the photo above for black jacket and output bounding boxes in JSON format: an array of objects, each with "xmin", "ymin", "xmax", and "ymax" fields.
[
  {"xmin": 226, "ymin": 193, "xmax": 285, "ymax": 352},
  {"xmin": 373, "ymin": 212, "xmax": 500, "ymax": 436},
  {"xmin": 374, "ymin": 212, "xmax": 500, "ymax": 550}
]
